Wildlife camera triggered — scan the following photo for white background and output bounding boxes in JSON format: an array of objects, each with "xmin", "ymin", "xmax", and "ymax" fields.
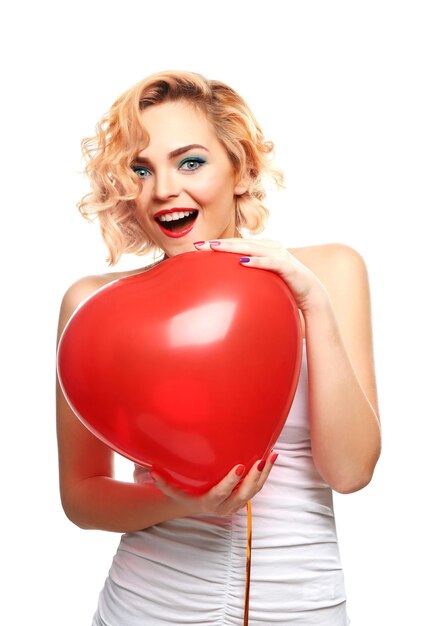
[{"xmin": 1, "ymin": 1, "xmax": 431, "ymax": 624}]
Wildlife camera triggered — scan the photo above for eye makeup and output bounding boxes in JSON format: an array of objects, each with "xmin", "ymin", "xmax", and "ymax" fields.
[
  {"xmin": 131, "ymin": 165, "xmax": 151, "ymax": 178},
  {"xmin": 178, "ymin": 157, "xmax": 207, "ymax": 171},
  {"xmin": 131, "ymin": 156, "xmax": 207, "ymax": 178}
]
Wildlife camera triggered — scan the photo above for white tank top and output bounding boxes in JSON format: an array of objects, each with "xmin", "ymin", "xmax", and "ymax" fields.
[{"xmin": 92, "ymin": 341, "xmax": 349, "ymax": 625}]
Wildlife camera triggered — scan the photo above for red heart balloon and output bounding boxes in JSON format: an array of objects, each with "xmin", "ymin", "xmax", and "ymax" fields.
[{"xmin": 57, "ymin": 251, "xmax": 302, "ymax": 494}]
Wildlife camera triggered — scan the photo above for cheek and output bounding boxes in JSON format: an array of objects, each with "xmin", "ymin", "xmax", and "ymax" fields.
[
  {"xmin": 137, "ymin": 184, "xmax": 152, "ymax": 203},
  {"xmin": 192, "ymin": 171, "xmax": 235, "ymax": 203},
  {"xmin": 134, "ymin": 190, "xmax": 152, "ymax": 219}
]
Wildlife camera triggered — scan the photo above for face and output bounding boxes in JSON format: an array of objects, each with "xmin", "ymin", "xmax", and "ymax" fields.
[{"xmin": 131, "ymin": 100, "xmax": 247, "ymax": 257}]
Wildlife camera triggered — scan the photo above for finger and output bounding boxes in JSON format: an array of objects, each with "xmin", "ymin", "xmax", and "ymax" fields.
[
  {"xmin": 238, "ymin": 254, "xmax": 296, "ymax": 275},
  {"xmin": 213, "ymin": 456, "xmax": 279, "ymax": 516},
  {"xmin": 193, "ymin": 240, "xmax": 213, "ymax": 251},
  {"xmin": 234, "ymin": 453, "xmax": 278, "ymax": 500},
  {"xmin": 254, "ymin": 452, "xmax": 279, "ymax": 490},
  {"xmin": 205, "ymin": 464, "xmax": 246, "ymax": 505},
  {"xmin": 193, "ymin": 239, "xmax": 277, "ymax": 251},
  {"xmin": 208, "ymin": 238, "xmax": 283, "ymax": 254},
  {"xmin": 215, "ymin": 459, "xmax": 267, "ymax": 516}
]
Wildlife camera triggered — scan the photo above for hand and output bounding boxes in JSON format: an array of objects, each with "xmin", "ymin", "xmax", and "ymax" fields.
[
  {"xmin": 150, "ymin": 453, "xmax": 278, "ymax": 517},
  {"xmin": 194, "ymin": 238, "xmax": 328, "ymax": 314}
]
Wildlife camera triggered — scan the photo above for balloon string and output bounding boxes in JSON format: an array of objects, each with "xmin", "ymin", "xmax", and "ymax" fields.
[{"xmin": 243, "ymin": 500, "xmax": 252, "ymax": 626}]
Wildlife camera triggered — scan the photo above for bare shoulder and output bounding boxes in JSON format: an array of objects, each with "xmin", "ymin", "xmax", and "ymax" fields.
[
  {"xmin": 58, "ymin": 259, "xmax": 164, "ymax": 340},
  {"xmin": 57, "ymin": 268, "xmax": 143, "ymax": 341},
  {"xmin": 289, "ymin": 243, "xmax": 378, "ymax": 415},
  {"xmin": 289, "ymin": 242, "xmax": 369, "ymax": 296},
  {"xmin": 289, "ymin": 243, "xmax": 374, "ymax": 359}
]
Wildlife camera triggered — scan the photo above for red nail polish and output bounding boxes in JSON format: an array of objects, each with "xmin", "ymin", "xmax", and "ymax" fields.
[
  {"xmin": 193, "ymin": 241, "xmax": 205, "ymax": 246},
  {"xmin": 270, "ymin": 453, "xmax": 279, "ymax": 465},
  {"xmin": 257, "ymin": 459, "xmax": 266, "ymax": 472},
  {"xmin": 235, "ymin": 464, "xmax": 245, "ymax": 476}
]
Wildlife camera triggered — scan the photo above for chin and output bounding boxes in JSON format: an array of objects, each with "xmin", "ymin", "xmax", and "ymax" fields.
[{"xmin": 162, "ymin": 241, "xmax": 197, "ymax": 258}]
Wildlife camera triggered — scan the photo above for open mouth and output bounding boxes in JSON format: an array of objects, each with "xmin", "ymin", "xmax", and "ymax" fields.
[{"xmin": 155, "ymin": 209, "xmax": 199, "ymax": 237}]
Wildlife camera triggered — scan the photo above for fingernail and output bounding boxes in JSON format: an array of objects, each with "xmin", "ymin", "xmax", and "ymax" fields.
[
  {"xmin": 209, "ymin": 240, "xmax": 221, "ymax": 246},
  {"xmin": 270, "ymin": 453, "xmax": 279, "ymax": 465},
  {"xmin": 235, "ymin": 464, "xmax": 245, "ymax": 477},
  {"xmin": 257, "ymin": 459, "xmax": 266, "ymax": 472},
  {"xmin": 193, "ymin": 241, "xmax": 205, "ymax": 246},
  {"xmin": 240, "ymin": 257, "xmax": 250, "ymax": 263}
]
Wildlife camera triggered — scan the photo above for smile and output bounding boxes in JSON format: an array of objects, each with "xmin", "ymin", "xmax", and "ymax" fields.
[{"xmin": 154, "ymin": 208, "xmax": 199, "ymax": 238}]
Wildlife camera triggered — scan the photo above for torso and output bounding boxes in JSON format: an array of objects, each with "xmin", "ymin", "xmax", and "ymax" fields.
[{"xmin": 92, "ymin": 335, "xmax": 349, "ymax": 625}]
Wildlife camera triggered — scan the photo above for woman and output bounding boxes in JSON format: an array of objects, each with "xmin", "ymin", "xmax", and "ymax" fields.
[{"xmin": 56, "ymin": 70, "xmax": 381, "ymax": 625}]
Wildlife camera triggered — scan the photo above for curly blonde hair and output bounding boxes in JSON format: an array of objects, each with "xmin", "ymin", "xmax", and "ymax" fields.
[{"xmin": 78, "ymin": 70, "xmax": 284, "ymax": 265}]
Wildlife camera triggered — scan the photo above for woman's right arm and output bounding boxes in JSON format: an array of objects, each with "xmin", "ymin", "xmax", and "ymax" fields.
[
  {"xmin": 57, "ymin": 277, "xmax": 276, "ymax": 533},
  {"xmin": 56, "ymin": 276, "xmax": 195, "ymax": 532}
]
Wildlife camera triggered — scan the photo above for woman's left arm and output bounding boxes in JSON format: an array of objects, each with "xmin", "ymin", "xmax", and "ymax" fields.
[
  {"xmin": 294, "ymin": 243, "xmax": 381, "ymax": 494},
  {"xmin": 200, "ymin": 239, "xmax": 381, "ymax": 494}
]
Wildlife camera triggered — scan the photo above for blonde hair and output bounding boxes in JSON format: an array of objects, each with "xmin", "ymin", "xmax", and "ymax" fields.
[{"xmin": 78, "ymin": 70, "xmax": 284, "ymax": 265}]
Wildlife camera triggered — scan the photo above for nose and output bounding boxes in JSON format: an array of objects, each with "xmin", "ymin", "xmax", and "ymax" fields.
[{"xmin": 152, "ymin": 169, "xmax": 181, "ymax": 201}]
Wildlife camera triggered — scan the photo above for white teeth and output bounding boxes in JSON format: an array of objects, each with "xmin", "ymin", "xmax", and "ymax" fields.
[{"xmin": 158, "ymin": 210, "xmax": 195, "ymax": 222}]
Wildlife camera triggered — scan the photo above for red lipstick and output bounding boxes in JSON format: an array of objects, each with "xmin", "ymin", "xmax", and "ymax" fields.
[
  {"xmin": 157, "ymin": 222, "xmax": 196, "ymax": 238},
  {"xmin": 154, "ymin": 208, "xmax": 198, "ymax": 239},
  {"xmin": 154, "ymin": 207, "xmax": 197, "ymax": 219}
]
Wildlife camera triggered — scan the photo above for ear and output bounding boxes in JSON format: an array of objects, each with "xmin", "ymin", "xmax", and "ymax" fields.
[{"xmin": 234, "ymin": 175, "xmax": 250, "ymax": 196}]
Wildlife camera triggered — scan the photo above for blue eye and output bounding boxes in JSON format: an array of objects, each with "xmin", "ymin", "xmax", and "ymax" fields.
[
  {"xmin": 131, "ymin": 165, "xmax": 151, "ymax": 179},
  {"xmin": 179, "ymin": 157, "xmax": 206, "ymax": 172}
]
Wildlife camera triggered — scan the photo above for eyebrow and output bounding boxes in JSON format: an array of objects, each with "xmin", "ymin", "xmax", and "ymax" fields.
[{"xmin": 133, "ymin": 144, "xmax": 209, "ymax": 164}]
